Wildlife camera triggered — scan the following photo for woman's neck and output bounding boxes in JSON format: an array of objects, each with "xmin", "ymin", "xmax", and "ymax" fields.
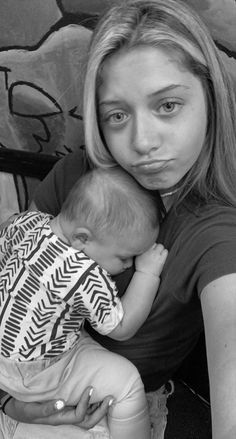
[
  {"xmin": 160, "ymin": 187, "xmax": 181, "ymax": 211},
  {"xmin": 161, "ymin": 195, "xmax": 175, "ymax": 211}
]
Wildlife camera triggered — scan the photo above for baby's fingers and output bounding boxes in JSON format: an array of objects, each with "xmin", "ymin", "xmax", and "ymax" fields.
[
  {"xmin": 152, "ymin": 245, "xmax": 168, "ymax": 272},
  {"xmin": 152, "ymin": 243, "xmax": 166, "ymax": 253},
  {"xmin": 158, "ymin": 248, "xmax": 168, "ymax": 265}
]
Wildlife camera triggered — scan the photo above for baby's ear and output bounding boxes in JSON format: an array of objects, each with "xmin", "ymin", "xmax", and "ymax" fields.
[{"xmin": 71, "ymin": 227, "xmax": 92, "ymax": 250}]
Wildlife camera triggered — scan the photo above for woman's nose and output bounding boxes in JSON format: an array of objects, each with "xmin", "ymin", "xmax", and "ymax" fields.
[{"xmin": 132, "ymin": 115, "xmax": 161, "ymax": 154}]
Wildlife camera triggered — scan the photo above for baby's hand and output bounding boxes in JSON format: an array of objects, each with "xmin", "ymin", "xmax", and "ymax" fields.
[{"xmin": 135, "ymin": 243, "xmax": 168, "ymax": 278}]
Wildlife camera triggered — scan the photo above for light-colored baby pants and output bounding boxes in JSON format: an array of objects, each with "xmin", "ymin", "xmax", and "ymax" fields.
[{"xmin": 0, "ymin": 332, "xmax": 150, "ymax": 439}]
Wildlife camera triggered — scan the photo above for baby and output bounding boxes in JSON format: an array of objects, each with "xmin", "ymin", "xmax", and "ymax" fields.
[{"xmin": 0, "ymin": 166, "xmax": 167, "ymax": 439}]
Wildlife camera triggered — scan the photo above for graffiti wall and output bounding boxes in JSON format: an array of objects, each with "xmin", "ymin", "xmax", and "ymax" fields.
[{"xmin": 0, "ymin": 0, "xmax": 235, "ymax": 222}]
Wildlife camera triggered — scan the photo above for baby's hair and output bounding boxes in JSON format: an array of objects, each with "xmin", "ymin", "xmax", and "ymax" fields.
[{"xmin": 60, "ymin": 166, "xmax": 162, "ymax": 239}]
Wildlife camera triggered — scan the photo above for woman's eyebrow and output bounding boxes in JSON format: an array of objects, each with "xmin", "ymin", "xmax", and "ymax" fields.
[
  {"xmin": 98, "ymin": 99, "xmax": 123, "ymax": 107},
  {"xmin": 99, "ymin": 84, "xmax": 190, "ymax": 107},
  {"xmin": 148, "ymin": 84, "xmax": 190, "ymax": 98}
]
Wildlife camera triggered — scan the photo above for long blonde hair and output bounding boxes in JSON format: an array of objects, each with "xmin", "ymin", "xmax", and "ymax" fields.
[{"xmin": 83, "ymin": 0, "xmax": 236, "ymax": 207}]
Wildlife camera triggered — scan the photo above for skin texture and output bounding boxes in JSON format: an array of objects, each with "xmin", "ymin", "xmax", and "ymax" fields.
[
  {"xmin": 98, "ymin": 46, "xmax": 208, "ymax": 192},
  {"xmin": 4, "ymin": 386, "xmax": 114, "ymax": 427},
  {"xmin": 50, "ymin": 212, "xmax": 159, "ymax": 275},
  {"xmin": 201, "ymin": 275, "xmax": 236, "ymax": 439},
  {"xmin": 68, "ymin": 227, "xmax": 159, "ymax": 275}
]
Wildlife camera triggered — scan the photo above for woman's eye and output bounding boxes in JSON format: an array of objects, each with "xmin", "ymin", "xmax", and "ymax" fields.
[
  {"xmin": 107, "ymin": 112, "xmax": 127, "ymax": 124},
  {"xmin": 159, "ymin": 101, "xmax": 181, "ymax": 114}
]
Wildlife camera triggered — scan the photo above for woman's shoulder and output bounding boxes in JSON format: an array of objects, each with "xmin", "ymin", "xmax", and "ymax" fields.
[
  {"xmin": 189, "ymin": 202, "xmax": 236, "ymax": 229},
  {"xmin": 58, "ymin": 146, "xmax": 89, "ymax": 172},
  {"xmin": 49, "ymin": 146, "xmax": 90, "ymax": 185},
  {"xmin": 167, "ymin": 201, "xmax": 236, "ymax": 224},
  {"xmin": 33, "ymin": 147, "xmax": 90, "ymax": 216},
  {"xmin": 160, "ymin": 201, "xmax": 236, "ymax": 298},
  {"xmin": 160, "ymin": 201, "xmax": 236, "ymax": 247}
]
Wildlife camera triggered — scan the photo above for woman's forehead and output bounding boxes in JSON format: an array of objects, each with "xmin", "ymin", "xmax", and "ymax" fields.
[{"xmin": 98, "ymin": 46, "xmax": 200, "ymax": 102}]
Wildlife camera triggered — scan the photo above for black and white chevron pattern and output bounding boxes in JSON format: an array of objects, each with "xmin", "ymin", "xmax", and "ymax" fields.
[{"xmin": 0, "ymin": 212, "xmax": 122, "ymax": 361}]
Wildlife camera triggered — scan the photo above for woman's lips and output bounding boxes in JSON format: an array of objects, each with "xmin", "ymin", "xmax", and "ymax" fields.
[{"xmin": 131, "ymin": 160, "xmax": 170, "ymax": 173}]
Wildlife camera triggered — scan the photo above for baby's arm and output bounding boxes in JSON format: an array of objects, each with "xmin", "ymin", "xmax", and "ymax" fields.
[{"xmin": 108, "ymin": 243, "xmax": 168, "ymax": 341}]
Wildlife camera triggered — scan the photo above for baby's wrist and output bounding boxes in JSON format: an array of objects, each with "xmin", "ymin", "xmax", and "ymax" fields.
[{"xmin": 135, "ymin": 269, "xmax": 160, "ymax": 280}]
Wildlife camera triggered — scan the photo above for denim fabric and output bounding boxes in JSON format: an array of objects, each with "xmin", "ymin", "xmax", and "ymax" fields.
[{"xmin": 147, "ymin": 381, "xmax": 174, "ymax": 439}]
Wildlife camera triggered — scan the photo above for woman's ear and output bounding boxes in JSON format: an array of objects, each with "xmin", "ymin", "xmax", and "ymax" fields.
[{"xmin": 71, "ymin": 227, "xmax": 92, "ymax": 251}]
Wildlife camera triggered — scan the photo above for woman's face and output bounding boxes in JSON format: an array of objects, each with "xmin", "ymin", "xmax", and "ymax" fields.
[{"xmin": 98, "ymin": 46, "xmax": 208, "ymax": 191}]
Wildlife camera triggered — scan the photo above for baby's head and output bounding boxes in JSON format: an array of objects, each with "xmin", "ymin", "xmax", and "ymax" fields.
[{"xmin": 60, "ymin": 166, "xmax": 161, "ymax": 275}]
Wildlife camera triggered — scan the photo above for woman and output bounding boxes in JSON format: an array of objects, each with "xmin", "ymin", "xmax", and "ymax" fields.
[{"xmin": 2, "ymin": 1, "xmax": 236, "ymax": 438}]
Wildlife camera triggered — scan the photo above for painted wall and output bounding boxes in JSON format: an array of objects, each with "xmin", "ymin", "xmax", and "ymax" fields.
[
  {"xmin": 0, "ymin": 0, "xmax": 235, "ymax": 222},
  {"xmin": 61, "ymin": 0, "xmax": 236, "ymax": 52}
]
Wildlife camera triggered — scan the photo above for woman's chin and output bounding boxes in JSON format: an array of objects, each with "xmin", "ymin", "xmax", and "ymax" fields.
[{"xmin": 134, "ymin": 175, "xmax": 172, "ymax": 191}]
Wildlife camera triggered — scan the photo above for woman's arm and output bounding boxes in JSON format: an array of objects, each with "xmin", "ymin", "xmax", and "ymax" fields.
[
  {"xmin": 3, "ymin": 387, "xmax": 113, "ymax": 428},
  {"xmin": 201, "ymin": 273, "xmax": 236, "ymax": 439}
]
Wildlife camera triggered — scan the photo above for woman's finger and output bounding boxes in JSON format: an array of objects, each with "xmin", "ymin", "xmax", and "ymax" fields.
[
  {"xmin": 33, "ymin": 387, "xmax": 94, "ymax": 425},
  {"xmin": 78, "ymin": 396, "xmax": 114, "ymax": 430},
  {"xmin": 35, "ymin": 388, "xmax": 114, "ymax": 427}
]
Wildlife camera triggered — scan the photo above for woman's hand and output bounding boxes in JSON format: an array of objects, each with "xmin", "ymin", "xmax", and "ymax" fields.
[{"xmin": 4, "ymin": 387, "xmax": 114, "ymax": 429}]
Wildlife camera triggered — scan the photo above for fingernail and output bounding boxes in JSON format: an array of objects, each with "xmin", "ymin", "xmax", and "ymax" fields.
[
  {"xmin": 108, "ymin": 398, "xmax": 114, "ymax": 406},
  {"xmin": 54, "ymin": 400, "xmax": 65, "ymax": 411},
  {"xmin": 89, "ymin": 388, "xmax": 94, "ymax": 397}
]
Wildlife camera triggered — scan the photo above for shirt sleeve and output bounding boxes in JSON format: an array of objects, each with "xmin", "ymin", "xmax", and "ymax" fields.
[
  {"xmin": 33, "ymin": 147, "xmax": 90, "ymax": 216},
  {"xmin": 0, "ymin": 220, "xmax": 17, "ymax": 262},
  {"xmin": 78, "ymin": 264, "xmax": 124, "ymax": 336},
  {"xmin": 0, "ymin": 226, "xmax": 7, "ymax": 257},
  {"xmin": 0, "ymin": 216, "xmax": 17, "ymax": 249},
  {"xmin": 160, "ymin": 204, "xmax": 236, "ymax": 304},
  {"xmin": 194, "ymin": 207, "xmax": 236, "ymax": 295}
]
